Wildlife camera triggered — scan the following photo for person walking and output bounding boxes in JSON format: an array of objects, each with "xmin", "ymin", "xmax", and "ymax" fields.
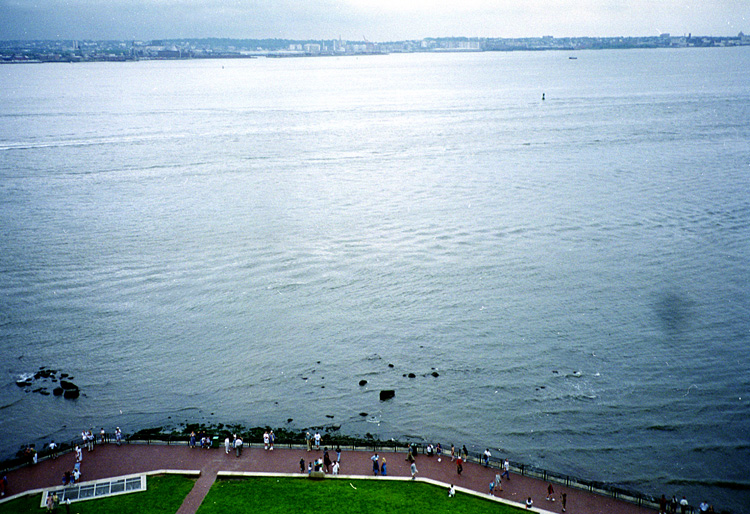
[
  {"xmin": 494, "ymin": 473, "xmax": 503, "ymax": 493},
  {"xmin": 501, "ymin": 458, "xmax": 511, "ymax": 480}
]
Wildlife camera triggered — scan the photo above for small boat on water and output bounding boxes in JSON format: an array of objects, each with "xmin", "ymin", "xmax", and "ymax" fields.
[{"xmin": 569, "ymin": 56, "xmax": 578, "ymax": 59}]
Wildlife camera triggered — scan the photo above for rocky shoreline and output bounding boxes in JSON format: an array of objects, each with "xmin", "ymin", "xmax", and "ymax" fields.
[{"xmin": 128, "ymin": 423, "xmax": 410, "ymax": 449}]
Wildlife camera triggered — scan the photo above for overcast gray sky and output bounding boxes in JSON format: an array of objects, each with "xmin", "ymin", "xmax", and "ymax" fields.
[{"xmin": 1, "ymin": 0, "xmax": 748, "ymax": 41}]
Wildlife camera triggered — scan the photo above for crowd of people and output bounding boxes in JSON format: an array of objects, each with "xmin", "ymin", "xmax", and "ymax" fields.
[
  {"xmin": 299, "ymin": 445, "xmax": 342, "ymax": 475},
  {"xmin": 8, "ymin": 426, "xmax": 718, "ymax": 514},
  {"xmin": 659, "ymin": 494, "xmax": 714, "ymax": 514},
  {"xmin": 188, "ymin": 430, "xmax": 214, "ymax": 449},
  {"xmin": 56, "ymin": 427, "xmax": 123, "ymax": 487}
]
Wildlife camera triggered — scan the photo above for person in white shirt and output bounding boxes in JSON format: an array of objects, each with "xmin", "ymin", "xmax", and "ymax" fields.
[{"xmin": 48, "ymin": 441, "xmax": 58, "ymax": 459}]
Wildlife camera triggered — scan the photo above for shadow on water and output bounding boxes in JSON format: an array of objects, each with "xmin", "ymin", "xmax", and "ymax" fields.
[{"xmin": 654, "ymin": 290, "xmax": 695, "ymax": 337}]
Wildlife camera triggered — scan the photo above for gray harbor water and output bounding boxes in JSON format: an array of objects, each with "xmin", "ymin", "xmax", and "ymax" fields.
[{"xmin": 1, "ymin": 47, "xmax": 749, "ymax": 511}]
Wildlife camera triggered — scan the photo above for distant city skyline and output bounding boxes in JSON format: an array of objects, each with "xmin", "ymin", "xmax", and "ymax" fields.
[{"xmin": 1, "ymin": 0, "xmax": 748, "ymax": 41}]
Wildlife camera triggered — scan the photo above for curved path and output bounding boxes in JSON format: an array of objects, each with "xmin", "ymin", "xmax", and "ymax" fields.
[{"xmin": 2, "ymin": 443, "xmax": 657, "ymax": 514}]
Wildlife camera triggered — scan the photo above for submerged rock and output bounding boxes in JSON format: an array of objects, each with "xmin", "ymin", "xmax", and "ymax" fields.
[{"xmin": 35, "ymin": 369, "xmax": 56, "ymax": 379}]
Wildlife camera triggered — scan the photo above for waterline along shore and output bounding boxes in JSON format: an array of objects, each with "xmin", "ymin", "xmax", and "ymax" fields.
[{"xmin": 2, "ymin": 33, "xmax": 748, "ymax": 63}]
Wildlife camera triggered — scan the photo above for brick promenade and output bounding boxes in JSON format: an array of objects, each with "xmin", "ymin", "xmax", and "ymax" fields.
[{"xmin": 1, "ymin": 443, "xmax": 657, "ymax": 514}]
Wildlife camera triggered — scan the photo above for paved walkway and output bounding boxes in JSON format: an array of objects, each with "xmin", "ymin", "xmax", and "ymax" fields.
[{"xmin": 1, "ymin": 443, "xmax": 657, "ymax": 514}]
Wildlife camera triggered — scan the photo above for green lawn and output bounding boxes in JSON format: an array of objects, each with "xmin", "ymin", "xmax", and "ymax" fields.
[
  {"xmin": 0, "ymin": 474, "xmax": 195, "ymax": 514},
  {"xmin": 197, "ymin": 477, "xmax": 525, "ymax": 514}
]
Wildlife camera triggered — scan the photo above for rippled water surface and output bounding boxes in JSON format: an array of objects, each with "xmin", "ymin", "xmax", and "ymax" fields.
[{"xmin": 1, "ymin": 48, "xmax": 749, "ymax": 511}]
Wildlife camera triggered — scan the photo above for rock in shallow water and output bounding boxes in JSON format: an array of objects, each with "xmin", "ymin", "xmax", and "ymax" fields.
[{"xmin": 59, "ymin": 380, "xmax": 78, "ymax": 390}]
